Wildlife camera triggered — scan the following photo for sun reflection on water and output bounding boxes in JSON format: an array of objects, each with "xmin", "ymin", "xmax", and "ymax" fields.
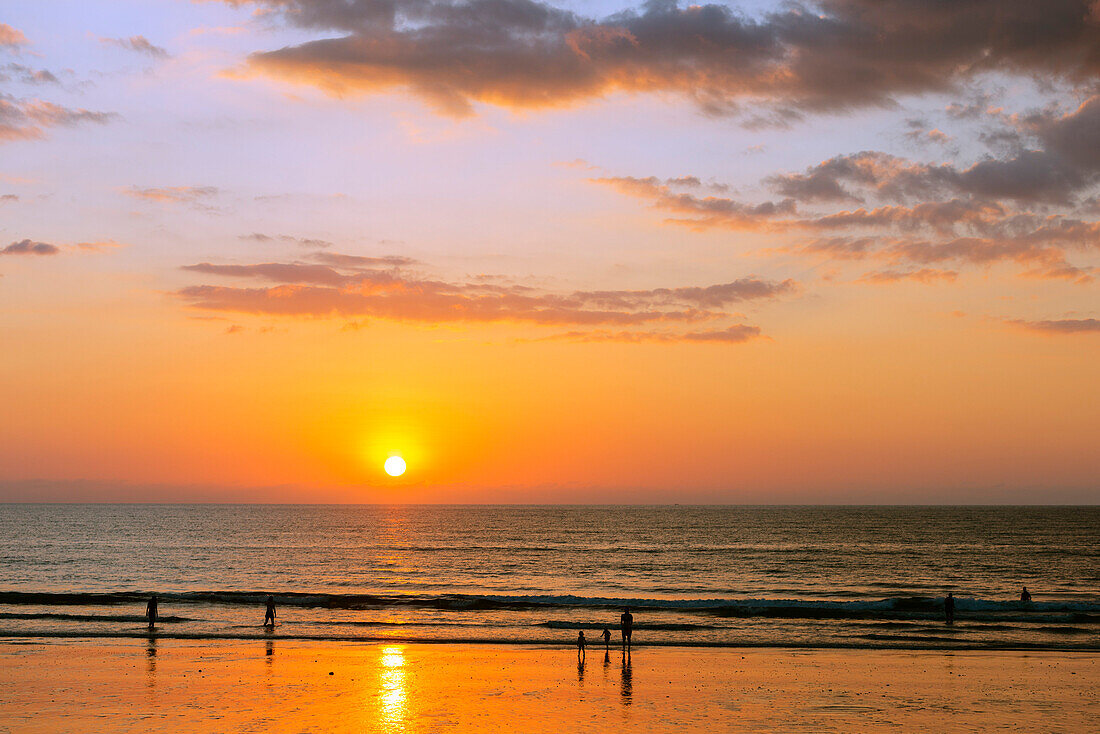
[{"xmin": 377, "ymin": 645, "xmax": 407, "ymax": 731}]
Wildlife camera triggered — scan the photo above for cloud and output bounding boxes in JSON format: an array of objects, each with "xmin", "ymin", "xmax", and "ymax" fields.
[
  {"xmin": 122, "ymin": 185, "xmax": 219, "ymax": 204},
  {"xmin": 593, "ymin": 97, "xmax": 1100, "ymax": 281},
  {"xmin": 310, "ymin": 251, "xmax": 417, "ymax": 267},
  {"xmin": 0, "ymin": 24, "xmax": 28, "ymax": 50},
  {"xmin": 1, "ymin": 64, "xmax": 61, "ymax": 85},
  {"xmin": 181, "ymin": 261, "xmax": 360, "ymax": 286},
  {"xmin": 1, "ymin": 239, "xmax": 60, "ymax": 256},
  {"xmin": 544, "ymin": 324, "xmax": 763, "ymax": 344},
  {"xmin": 239, "ymin": 232, "xmax": 333, "ymax": 248},
  {"xmin": 0, "ymin": 97, "xmax": 117, "ymax": 143},
  {"xmin": 99, "ymin": 35, "xmax": 170, "ymax": 59},
  {"xmin": 75, "ymin": 239, "xmax": 125, "ymax": 252},
  {"xmin": 0, "ymin": 194, "xmax": 17, "ymax": 203},
  {"xmin": 856, "ymin": 268, "xmax": 958, "ymax": 284},
  {"xmin": 175, "ymin": 253, "xmax": 791, "ymax": 339},
  {"xmin": 1010, "ymin": 318, "xmax": 1100, "ymax": 334},
  {"xmin": 220, "ymin": 0, "xmax": 1100, "ymax": 117},
  {"xmin": 592, "ymin": 175, "xmax": 795, "ymax": 230}
]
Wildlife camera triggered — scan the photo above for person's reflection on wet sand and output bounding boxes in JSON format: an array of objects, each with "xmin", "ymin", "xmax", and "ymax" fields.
[
  {"xmin": 577, "ymin": 654, "xmax": 585, "ymax": 685},
  {"xmin": 265, "ymin": 636, "xmax": 274, "ymax": 667},
  {"xmin": 620, "ymin": 650, "xmax": 632, "ymax": 705},
  {"xmin": 145, "ymin": 636, "xmax": 157, "ymax": 690}
]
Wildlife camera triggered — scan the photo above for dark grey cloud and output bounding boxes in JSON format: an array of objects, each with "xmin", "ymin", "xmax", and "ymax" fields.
[
  {"xmin": 1, "ymin": 64, "xmax": 61, "ymax": 85},
  {"xmin": 596, "ymin": 93, "xmax": 1100, "ymax": 281},
  {"xmin": 1, "ymin": 239, "xmax": 60, "ymax": 255},
  {"xmin": 224, "ymin": 0, "xmax": 1100, "ymax": 116}
]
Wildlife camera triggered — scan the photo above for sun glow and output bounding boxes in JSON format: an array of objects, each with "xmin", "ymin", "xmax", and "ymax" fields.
[{"xmin": 384, "ymin": 456, "xmax": 407, "ymax": 477}]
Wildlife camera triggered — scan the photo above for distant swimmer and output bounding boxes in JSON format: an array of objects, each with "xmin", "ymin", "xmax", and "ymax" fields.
[
  {"xmin": 146, "ymin": 594, "xmax": 158, "ymax": 629},
  {"xmin": 601, "ymin": 627, "xmax": 612, "ymax": 650},
  {"xmin": 621, "ymin": 607, "xmax": 634, "ymax": 649},
  {"xmin": 264, "ymin": 595, "xmax": 277, "ymax": 626},
  {"xmin": 1020, "ymin": 586, "xmax": 1032, "ymax": 603},
  {"xmin": 944, "ymin": 592, "xmax": 955, "ymax": 625},
  {"xmin": 577, "ymin": 631, "xmax": 587, "ymax": 659}
]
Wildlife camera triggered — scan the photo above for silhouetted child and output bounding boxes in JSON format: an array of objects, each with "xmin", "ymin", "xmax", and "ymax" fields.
[
  {"xmin": 1020, "ymin": 586, "xmax": 1032, "ymax": 603},
  {"xmin": 146, "ymin": 594, "xmax": 158, "ymax": 629},
  {"xmin": 264, "ymin": 595, "xmax": 277, "ymax": 626},
  {"xmin": 601, "ymin": 627, "xmax": 612, "ymax": 649},
  {"xmin": 944, "ymin": 592, "xmax": 955, "ymax": 625},
  {"xmin": 577, "ymin": 631, "xmax": 586, "ymax": 658}
]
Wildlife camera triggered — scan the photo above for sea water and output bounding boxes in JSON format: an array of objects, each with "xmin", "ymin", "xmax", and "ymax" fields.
[{"xmin": 0, "ymin": 505, "xmax": 1096, "ymax": 649}]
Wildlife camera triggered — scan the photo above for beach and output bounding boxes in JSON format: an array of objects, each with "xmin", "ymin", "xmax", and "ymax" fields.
[{"xmin": 1, "ymin": 640, "xmax": 1096, "ymax": 732}]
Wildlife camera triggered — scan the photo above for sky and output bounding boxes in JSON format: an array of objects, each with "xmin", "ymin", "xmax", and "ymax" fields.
[{"xmin": 1, "ymin": 0, "xmax": 1098, "ymax": 503}]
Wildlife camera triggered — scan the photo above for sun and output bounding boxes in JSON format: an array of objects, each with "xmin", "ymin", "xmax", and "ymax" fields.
[{"xmin": 384, "ymin": 456, "xmax": 406, "ymax": 477}]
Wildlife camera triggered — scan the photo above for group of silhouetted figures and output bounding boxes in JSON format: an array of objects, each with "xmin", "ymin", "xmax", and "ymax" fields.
[
  {"xmin": 140, "ymin": 590, "xmax": 1037, "ymax": 635},
  {"xmin": 576, "ymin": 607, "xmax": 633, "ymax": 659},
  {"xmin": 942, "ymin": 586, "xmax": 1033, "ymax": 624},
  {"xmin": 144, "ymin": 594, "xmax": 277, "ymax": 629}
]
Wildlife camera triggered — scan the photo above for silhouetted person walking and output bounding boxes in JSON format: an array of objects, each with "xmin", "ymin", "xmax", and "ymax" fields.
[
  {"xmin": 1020, "ymin": 586, "xmax": 1032, "ymax": 603},
  {"xmin": 944, "ymin": 592, "xmax": 955, "ymax": 625},
  {"xmin": 577, "ymin": 630, "xmax": 587, "ymax": 660},
  {"xmin": 264, "ymin": 595, "xmax": 276, "ymax": 626},
  {"xmin": 601, "ymin": 627, "xmax": 612, "ymax": 650},
  {"xmin": 621, "ymin": 607, "xmax": 633, "ymax": 649},
  {"xmin": 146, "ymin": 594, "xmax": 158, "ymax": 629}
]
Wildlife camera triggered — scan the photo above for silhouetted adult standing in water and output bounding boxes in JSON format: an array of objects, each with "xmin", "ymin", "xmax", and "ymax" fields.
[
  {"xmin": 1020, "ymin": 586, "xmax": 1032, "ymax": 603},
  {"xmin": 944, "ymin": 592, "xmax": 955, "ymax": 625},
  {"xmin": 264, "ymin": 595, "xmax": 276, "ymax": 626},
  {"xmin": 146, "ymin": 594, "xmax": 158, "ymax": 630},
  {"xmin": 620, "ymin": 607, "xmax": 633, "ymax": 649}
]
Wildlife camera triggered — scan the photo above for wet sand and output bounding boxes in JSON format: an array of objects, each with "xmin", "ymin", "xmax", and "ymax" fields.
[{"xmin": 0, "ymin": 640, "xmax": 1096, "ymax": 732}]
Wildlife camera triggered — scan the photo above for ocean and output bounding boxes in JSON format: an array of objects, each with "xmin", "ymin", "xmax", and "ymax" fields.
[{"xmin": 0, "ymin": 505, "xmax": 1097, "ymax": 650}]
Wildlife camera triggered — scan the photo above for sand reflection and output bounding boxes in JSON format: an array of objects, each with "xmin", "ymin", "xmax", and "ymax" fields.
[
  {"xmin": 620, "ymin": 651, "xmax": 632, "ymax": 705},
  {"xmin": 377, "ymin": 645, "xmax": 407, "ymax": 732},
  {"xmin": 145, "ymin": 637, "xmax": 157, "ymax": 690}
]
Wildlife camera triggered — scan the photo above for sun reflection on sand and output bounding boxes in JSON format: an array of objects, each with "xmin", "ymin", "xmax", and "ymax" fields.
[{"xmin": 377, "ymin": 645, "xmax": 407, "ymax": 731}]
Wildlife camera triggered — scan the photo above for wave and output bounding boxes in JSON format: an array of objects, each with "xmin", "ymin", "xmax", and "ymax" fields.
[
  {"xmin": 0, "ymin": 612, "xmax": 192, "ymax": 623},
  {"xmin": 1, "ymin": 591, "xmax": 1097, "ymax": 623}
]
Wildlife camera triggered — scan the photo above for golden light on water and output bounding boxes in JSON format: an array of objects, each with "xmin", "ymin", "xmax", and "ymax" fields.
[
  {"xmin": 377, "ymin": 645, "xmax": 407, "ymax": 732},
  {"xmin": 384, "ymin": 456, "xmax": 407, "ymax": 477}
]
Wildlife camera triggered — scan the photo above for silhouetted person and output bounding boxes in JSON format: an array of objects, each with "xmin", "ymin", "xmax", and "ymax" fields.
[
  {"xmin": 577, "ymin": 630, "xmax": 587, "ymax": 660},
  {"xmin": 264, "ymin": 595, "xmax": 276, "ymax": 626},
  {"xmin": 1020, "ymin": 586, "xmax": 1032, "ymax": 603},
  {"xmin": 944, "ymin": 592, "xmax": 955, "ymax": 625},
  {"xmin": 621, "ymin": 607, "xmax": 633, "ymax": 649},
  {"xmin": 146, "ymin": 594, "xmax": 158, "ymax": 629},
  {"xmin": 601, "ymin": 627, "xmax": 612, "ymax": 650}
]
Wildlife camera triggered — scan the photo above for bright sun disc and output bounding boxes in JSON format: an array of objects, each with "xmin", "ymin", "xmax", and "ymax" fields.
[{"xmin": 384, "ymin": 456, "xmax": 406, "ymax": 477}]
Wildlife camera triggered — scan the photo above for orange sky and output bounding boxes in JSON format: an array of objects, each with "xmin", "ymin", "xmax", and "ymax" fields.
[{"xmin": 1, "ymin": 1, "xmax": 1097, "ymax": 502}]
